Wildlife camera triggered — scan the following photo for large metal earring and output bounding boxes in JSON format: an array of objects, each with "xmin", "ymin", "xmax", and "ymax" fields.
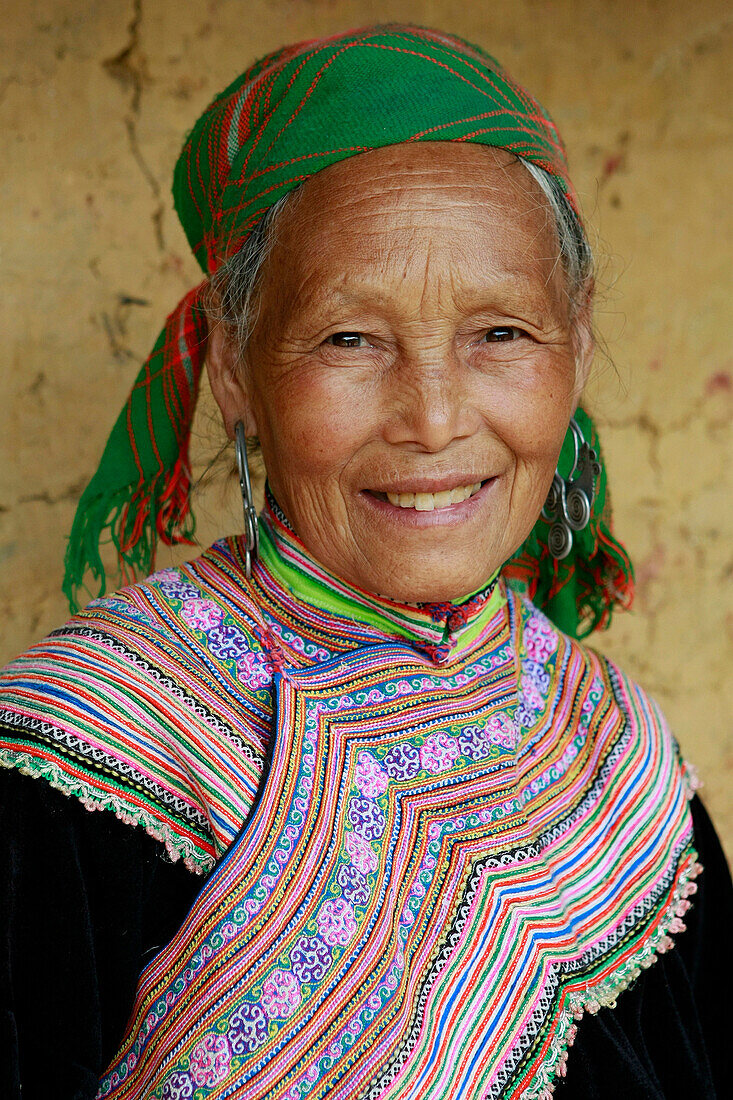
[
  {"xmin": 542, "ymin": 417, "xmax": 600, "ymax": 560},
  {"xmin": 234, "ymin": 420, "xmax": 259, "ymax": 579}
]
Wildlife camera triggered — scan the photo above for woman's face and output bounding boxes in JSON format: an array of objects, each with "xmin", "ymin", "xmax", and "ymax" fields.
[{"xmin": 209, "ymin": 144, "xmax": 592, "ymax": 603}]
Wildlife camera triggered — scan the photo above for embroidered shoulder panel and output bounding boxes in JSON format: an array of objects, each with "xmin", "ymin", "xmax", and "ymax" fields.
[
  {"xmin": 96, "ymin": 592, "xmax": 698, "ymax": 1099},
  {"xmin": 0, "ymin": 548, "xmax": 285, "ymax": 871}
]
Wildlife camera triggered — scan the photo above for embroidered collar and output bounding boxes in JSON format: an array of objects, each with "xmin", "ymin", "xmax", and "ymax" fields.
[{"xmin": 256, "ymin": 491, "xmax": 504, "ymax": 663}]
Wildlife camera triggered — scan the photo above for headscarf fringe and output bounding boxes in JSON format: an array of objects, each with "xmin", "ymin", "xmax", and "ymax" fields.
[{"xmin": 63, "ymin": 453, "xmax": 196, "ymax": 613}]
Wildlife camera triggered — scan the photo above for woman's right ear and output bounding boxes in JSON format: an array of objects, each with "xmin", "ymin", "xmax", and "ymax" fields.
[{"xmin": 206, "ymin": 323, "xmax": 257, "ymax": 440}]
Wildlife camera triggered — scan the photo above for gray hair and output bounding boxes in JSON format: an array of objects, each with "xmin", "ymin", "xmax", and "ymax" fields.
[
  {"xmin": 518, "ymin": 158, "xmax": 594, "ymax": 314},
  {"xmin": 207, "ymin": 192, "xmax": 294, "ymax": 352},
  {"xmin": 208, "ymin": 158, "xmax": 593, "ymax": 357}
]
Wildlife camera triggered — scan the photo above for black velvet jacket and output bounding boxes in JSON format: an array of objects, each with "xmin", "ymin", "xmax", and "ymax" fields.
[{"xmin": 1, "ymin": 767, "xmax": 730, "ymax": 1099}]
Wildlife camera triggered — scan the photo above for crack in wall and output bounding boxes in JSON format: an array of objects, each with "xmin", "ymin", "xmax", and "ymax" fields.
[
  {"xmin": 13, "ymin": 480, "xmax": 87, "ymax": 510},
  {"xmin": 0, "ymin": 72, "xmax": 47, "ymax": 106},
  {"xmin": 100, "ymin": 291, "xmax": 152, "ymax": 363},
  {"xmin": 101, "ymin": 311, "xmax": 137, "ymax": 362},
  {"xmin": 17, "ymin": 488, "xmax": 83, "ymax": 507},
  {"xmin": 102, "ymin": 0, "xmax": 165, "ymax": 250}
]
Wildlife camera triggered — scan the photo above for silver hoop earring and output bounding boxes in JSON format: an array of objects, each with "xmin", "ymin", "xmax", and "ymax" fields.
[
  {"xmin": 234, "ymin": 420, "xmax": 259, "ymax": 579},
  {"xmin": 542, "ymin": 417, "xmax": 600, "ymax": 560}
]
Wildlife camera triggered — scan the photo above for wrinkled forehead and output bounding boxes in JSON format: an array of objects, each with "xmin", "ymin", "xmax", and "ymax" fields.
[
  {"xmin": 257, "ymin": 144, "xmax": 568, "ymax": 314},
  {"xmin": 285, "ymin": 143, "xmax": 533, "ymax": 220}
]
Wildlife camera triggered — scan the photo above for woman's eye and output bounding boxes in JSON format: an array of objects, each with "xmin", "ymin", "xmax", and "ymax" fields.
[
  {"xmin": 483, "ymin": 326, "xmax": 525, "ymax": 342},
  {"xmin": 326, "ymin": 332, "xmax": 368, "ymax": 348}
]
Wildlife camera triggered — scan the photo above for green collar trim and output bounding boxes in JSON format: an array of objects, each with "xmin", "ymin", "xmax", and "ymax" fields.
[{"xmin": 257, "ymin": 496, "xmax": 504, "ymax": 658}]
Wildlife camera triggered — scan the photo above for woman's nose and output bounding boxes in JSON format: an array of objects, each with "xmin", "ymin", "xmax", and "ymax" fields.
[{"xmin": 381, "ymin": 350, "xmax": 478, "ymax": 453}]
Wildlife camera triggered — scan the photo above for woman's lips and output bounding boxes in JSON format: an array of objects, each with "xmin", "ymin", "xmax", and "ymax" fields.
[
  {"xmin": 361, "ymin": 479, "xmax": 495, "ymax": 525},
  {"xmin": 372, "ymin": 482, "xmax": 483, "ymax": 511}
]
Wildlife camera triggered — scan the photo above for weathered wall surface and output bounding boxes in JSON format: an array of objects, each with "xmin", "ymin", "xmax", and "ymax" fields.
[{"xmin": 1, "ymin": 0, "xmax": 731, "ymax": 854}]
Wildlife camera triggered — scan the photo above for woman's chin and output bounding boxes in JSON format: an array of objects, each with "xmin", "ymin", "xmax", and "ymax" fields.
[
  {"xmin": 346, "ymin": 531, "xmax": 507, "ymax": 604},
  {"xmin": 332, "ymin": 480, "xmax": 506, "ymax": 601}
]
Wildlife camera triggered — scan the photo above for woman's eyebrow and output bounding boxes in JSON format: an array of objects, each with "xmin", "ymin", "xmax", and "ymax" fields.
[{"xmin": 286, "ymin": 273, "xmax": 565, "ymax": 321}]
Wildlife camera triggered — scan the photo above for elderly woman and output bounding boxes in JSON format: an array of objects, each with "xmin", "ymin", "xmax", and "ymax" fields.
[{"xmin": 0, "ymin": 25, "xmax": 729, "ymax": 1100}]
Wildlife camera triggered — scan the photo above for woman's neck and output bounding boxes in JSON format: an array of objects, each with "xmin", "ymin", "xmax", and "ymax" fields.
[{"xmin": 255, "ymin": 487, "xmax": 505, "ymax": 663}]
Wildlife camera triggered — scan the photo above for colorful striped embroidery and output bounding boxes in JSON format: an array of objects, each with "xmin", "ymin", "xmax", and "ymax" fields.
[
  {"xmin": 95, "ymin": 595, "xmax": 696, "ymax": 1099},
  {"xmin": 0, "ymin": 505, "xmax": 697, "ymax": 1095}
]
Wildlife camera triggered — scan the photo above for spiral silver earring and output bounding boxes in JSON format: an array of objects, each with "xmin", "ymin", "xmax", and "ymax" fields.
[
  {"xmin": 234, "ymin": 420, "xmax": 259, "ymax": 579},
  {"xmin": 542, "ymin": 417, "xmax": 600, "ymax": 560}
]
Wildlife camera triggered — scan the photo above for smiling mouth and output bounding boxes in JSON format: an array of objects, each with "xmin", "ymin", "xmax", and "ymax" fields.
[{"xmin": 370, "ymin": 482, "xmax": 485, "ymax": 511}]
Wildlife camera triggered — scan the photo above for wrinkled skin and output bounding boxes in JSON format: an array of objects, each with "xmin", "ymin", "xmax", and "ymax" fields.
[{"xmin": 207, "ymin": 143, "xmax": 593, "ymax": 604}]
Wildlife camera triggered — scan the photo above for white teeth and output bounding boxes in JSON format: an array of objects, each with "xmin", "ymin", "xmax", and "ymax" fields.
[
  {"xmin": 386, "ymin": 491, "xmax": 416, "ymax": 507},
  {"xmin": 384, "ymin": 483, "xmax": 483, "ymax": 510}
]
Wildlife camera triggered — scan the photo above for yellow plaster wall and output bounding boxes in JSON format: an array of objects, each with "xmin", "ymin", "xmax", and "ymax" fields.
[{"xmin": 1, "ymin": 0, "xmax": 731, "ymax": 856}]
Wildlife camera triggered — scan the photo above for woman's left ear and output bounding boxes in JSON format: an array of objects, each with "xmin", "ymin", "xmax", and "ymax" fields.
[{"xmin": 206, "ymin": 321, "xmax": 258, "ymax": 440}]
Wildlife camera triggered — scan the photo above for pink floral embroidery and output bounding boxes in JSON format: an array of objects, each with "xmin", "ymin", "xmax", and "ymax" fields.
[
  {"xmin": 188, "ymin": 1033, "xmax": 231, "ymax": 1087},
  {"xmin": 180, "ymin": 598, "xmax": 224, "ymax": 632},
  {"xmin": 486, "ymin": 714, "xmax": 518, "ymax": 751},
  {"xmin": 354, "ymin": 751, "xmax": 388, "ymax": 798},
  {"xmin": 261, "ymin": 969, "xmax": 302, "ymax": 1019},
  {"xmin": 266, "ymin": 620, "xmax": 330, "ymax": 661},
  {"xmin": 524, "ymin": 613, "xmax": 558, "ymax": 662},
  {"xmin": 522, "ymin": 678, "xmax": 544, "ymax": 712},
  {"xmin": 316, "ymin": 898, "xmax": 358, "ymax": 946},
  {"xmin": 236, "ymin": 651, "xmax": 272, "ymax": 689},
  {"xmin": 147, "ymin": 568, "xmax": 180, "ymax": 585},
  {"xmin": 345, "ymin": 831, "xmax": 378, "ymax": 874},
  {"xmin": 420, "ymin": 732, "xmax": 459, "ymax": 774}
]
